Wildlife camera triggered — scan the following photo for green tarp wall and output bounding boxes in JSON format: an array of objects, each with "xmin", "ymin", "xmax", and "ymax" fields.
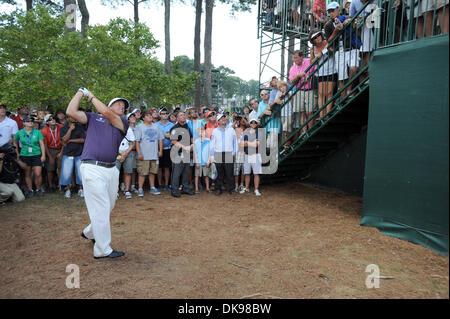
[
  {"xmin": 361, "ymin": 36, "xmax": 449, "ymax": 257},
  {"xmin": 306, "ymin": 128, "xmax": 367, "ymax": 196}
]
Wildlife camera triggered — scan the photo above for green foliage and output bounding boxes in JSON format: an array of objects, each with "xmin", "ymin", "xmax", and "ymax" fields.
[{"xmin": 0, "ymin": 5, "xmax": 196, "ymax": 111}]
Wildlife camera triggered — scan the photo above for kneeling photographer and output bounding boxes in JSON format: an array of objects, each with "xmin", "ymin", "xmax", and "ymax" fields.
[{"xmin": 0, "ymin": 143, "xmax": 25, "ymax": 204}]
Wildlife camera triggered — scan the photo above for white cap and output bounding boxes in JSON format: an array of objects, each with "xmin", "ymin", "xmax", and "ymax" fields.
[
  {"xmin": 126, "ymin": 108, "xmax": 138, "ymax": 120},
  {"xmin": 344, "ymin": 0, "xmax": 352, "ymax": 5},
  {"xmin": 44, "ymin": 114, "xmax": 54, "ymax": 122},
  {"xmin": 107, "ymin": 97, "xmax": 130, "ymax": 111},
  {"xmin": 249, "ymin": 113, "xmax": 258, "ymax": 123},
  {"xmin": 216, "ymin": 113, "xmax": 226, "ymax": 121}
]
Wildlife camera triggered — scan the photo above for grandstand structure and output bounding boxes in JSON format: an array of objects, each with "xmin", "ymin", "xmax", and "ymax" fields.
[{"xmin": 257, "ymin": 0, "xmax": 449, "ymax": 256}]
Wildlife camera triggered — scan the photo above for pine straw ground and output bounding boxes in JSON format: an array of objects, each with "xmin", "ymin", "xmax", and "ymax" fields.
[{"xmin": 0, "ymin": 182, "xmax": 448, "ymax": 299}]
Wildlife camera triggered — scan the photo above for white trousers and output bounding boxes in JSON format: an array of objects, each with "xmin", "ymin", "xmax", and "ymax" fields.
[{"xmin": 80, "ymin": 163, "xmax": 120, "ymax": 257}]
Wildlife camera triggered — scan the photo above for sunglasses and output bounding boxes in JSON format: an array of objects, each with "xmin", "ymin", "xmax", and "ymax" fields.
[{"xmin": 160, "ymin": 112, "xmax": 168, "ymax": 115}]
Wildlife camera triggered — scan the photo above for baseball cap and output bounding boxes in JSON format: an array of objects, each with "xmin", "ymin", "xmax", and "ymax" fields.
[
  {"xmin": 44, "ymin": 114, "xmax": 54, "ymax": 122},
  {"xmin": 344, "ymin": 0, "xmax": 352, "ymax": 5},
  {"xmin": 23, "ymin": 116, "xmax": 34, "ymax": 122},
  {"xmin": 216, "ymin": 113, "xmax": 226, "ymax": 121},
  {"xmin": 327, "ymin": 1, "xmax": 340, "ymax": 10},
  {"xmin": 107, "ymin": 97, "xmax": 130, "ymax": 111},
  {"xmin": 159, "ymin": 107, "xmax": 169, "ymax": 115},
  {"xmin": 206, "ymin": 110, "xmax": 216, "ymax": 118},
  {"xmin": 126, "ymin": 109, "xmax": 138, "ymax": 120},
  {"xmin": 249, "ymin": 113, "xmax": 258, "ymax": 123}
]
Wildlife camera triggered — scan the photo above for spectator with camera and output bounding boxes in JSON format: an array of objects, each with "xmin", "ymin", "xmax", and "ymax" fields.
[
  {"xmin": 13, "ymin": 116, "xmax": 46, "ymax": 198},
  {"xmin": 0, "ymin": 143, "xmax": 25, "ymax": 205}
]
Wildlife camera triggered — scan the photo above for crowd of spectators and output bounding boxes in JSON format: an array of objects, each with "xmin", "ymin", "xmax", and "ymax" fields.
[{"xmin": 0, "ymin": 100, "xmax": 269, "ymax": 205}]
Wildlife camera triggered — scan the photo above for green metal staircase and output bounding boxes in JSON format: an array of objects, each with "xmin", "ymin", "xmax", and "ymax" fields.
[{"xmin": 258, "ymin": 1, "xmax": 373, "ymax": 183}]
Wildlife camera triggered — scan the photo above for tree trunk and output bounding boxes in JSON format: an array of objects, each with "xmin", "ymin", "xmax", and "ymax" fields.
[
  {"xmin": 287, "ymin": 37, "xmax": 295, "ymax": 79},
  {"xmin": 203, "ymin": 0, "xmax": 213, "ymax": 107},
  {"xmin": 26, "ymin": 0, "xmax": 32, "ymax": 11},
  {"xmin": 193, "ymin": 0, "xmax": 203, "ymax": 108},
  {"xmin": 134, "ymin": 0, "xmax": 139, "ymax": 24},
  {"xmin": 78, "ymin": 0, "xmax": 89, "ymax": 38},
  {"xmin": 164, "ymin": 0, "xmax": 171, "ymax": 75},
  {"xmin": 64, "ymin": 0, "xmax": 76, "ymax": 33}
]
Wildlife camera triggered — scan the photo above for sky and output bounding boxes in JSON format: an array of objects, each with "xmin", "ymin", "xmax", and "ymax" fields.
[{"xmin": 1, "ymin": 0, "xmax": 262, "ymax": 82}]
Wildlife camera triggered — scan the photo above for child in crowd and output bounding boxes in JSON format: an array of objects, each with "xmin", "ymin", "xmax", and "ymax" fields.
[{"xmin": 193, "ymin": 126, "xmax": 211, "ymax": 193}]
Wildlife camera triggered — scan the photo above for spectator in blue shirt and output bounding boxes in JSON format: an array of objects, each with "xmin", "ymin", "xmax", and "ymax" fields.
[{"xmin": 193, "ymin": 126, "xmax": 211, "ymax": 193}]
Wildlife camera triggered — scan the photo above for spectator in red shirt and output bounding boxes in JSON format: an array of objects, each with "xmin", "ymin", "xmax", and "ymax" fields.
[
  {"xmin": 41, "ymin": 114, "xmax": 63, "ymax": 192},
  {"xmin": 204, "ymin": 111, "xmax": 219, "ymax": 140},
  {"xmin": 313, "ymin": 0, "xmax": 327, "ymax": 25},
  {"xmin": 13, "ymin": 106, "xmax": 29, "ymax": 130}
]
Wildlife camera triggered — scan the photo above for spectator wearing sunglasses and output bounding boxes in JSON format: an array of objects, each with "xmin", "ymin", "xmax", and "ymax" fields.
[
  {"xmin": 13, "ymin": 116, "xmax": 46, "ymax": 197},
  {"xmin": 204, "ymin": 110, "xmax": 219, "ymax": 140},
  {"xmin": 41, "ymin": 114, "xmax": 63, "ymax": 192}
]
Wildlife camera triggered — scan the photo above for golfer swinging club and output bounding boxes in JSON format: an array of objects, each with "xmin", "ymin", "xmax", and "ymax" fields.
[{"xmin": 66, "ymin": 88, "xmax": 129, "ymax": 259}]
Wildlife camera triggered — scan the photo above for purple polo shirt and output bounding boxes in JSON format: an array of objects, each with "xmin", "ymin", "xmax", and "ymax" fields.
[{"xmin": 80, "ymin": 112, "xmax": 129, "ymax": 163}]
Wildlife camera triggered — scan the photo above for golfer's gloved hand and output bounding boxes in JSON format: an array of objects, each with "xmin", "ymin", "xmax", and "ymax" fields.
[{"xmin": 78, "ymin": 87, "xmax": 90, "ymax": 97}]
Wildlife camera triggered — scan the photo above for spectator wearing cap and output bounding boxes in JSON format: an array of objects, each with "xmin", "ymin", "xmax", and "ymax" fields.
[
  {"xmin": 41, "ymin": 114, "xmax": 63, "ymax": 192},
  {"xmin": 239, "ymin": 116, "xmax": 262, "ymax": 196},
  {"xmin": 344, "ymin": 0, "xmax": 351, "ymax": 15},
  {"xmin": 13, "ymin": 115, "xmax": 46, "ymax": 197},
  {"xmin": 126, "ymin": 110, "xmax": 139, "ymax": 193},
  {"xmin": 210, "ymin": 113, "xmax": 237, "ymax": 195},
  {"xmin": 0, "ymin": 103, "xmax": 19, "ymax": 147},
  {"xmin": 204, "ymin": 110, "xmax": 219, "ymax": 140},
  {"xmin": 116, "ymin": 113, "xmax": 136, "ymax": 199},
  {"xmin": 12, "ymin": 106, "xmax": 29, "ymax": 130},
  {"xmin": 67, "ymin": 89, "xmax": 129, "ymax": 259},
  {"xmin": 156, "ymin": 107, "xmax": 174, "ymax": 192},
  {"xmin": 135, "ymin": 110, "xmax": 164, "ymax": 196},
  {"xmin": 169, "ymin": 111, "xmax": 195, "ymax": 198},
  {"xmin": 309, "ymin": 28, "xmax": 337, "ymax": 120},
  {"xmin": 116, "ymin": 112, "xmax": 137, "ymax": 199},
  {"xmin": 324, "ymin": 1, "xmax": 358, "ymax": 100},
  {"xmin": 193, "ymin": 126, "xmax": 211, "ymax": 193},
  {"xmin": 59, "ymin": 115, "xmax": 86, "ymax": 198}
]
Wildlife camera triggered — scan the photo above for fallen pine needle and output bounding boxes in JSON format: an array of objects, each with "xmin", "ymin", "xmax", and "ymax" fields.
[{"xmin": 229, "ymin": 262, "xmax": 250, "ymax": 270}]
